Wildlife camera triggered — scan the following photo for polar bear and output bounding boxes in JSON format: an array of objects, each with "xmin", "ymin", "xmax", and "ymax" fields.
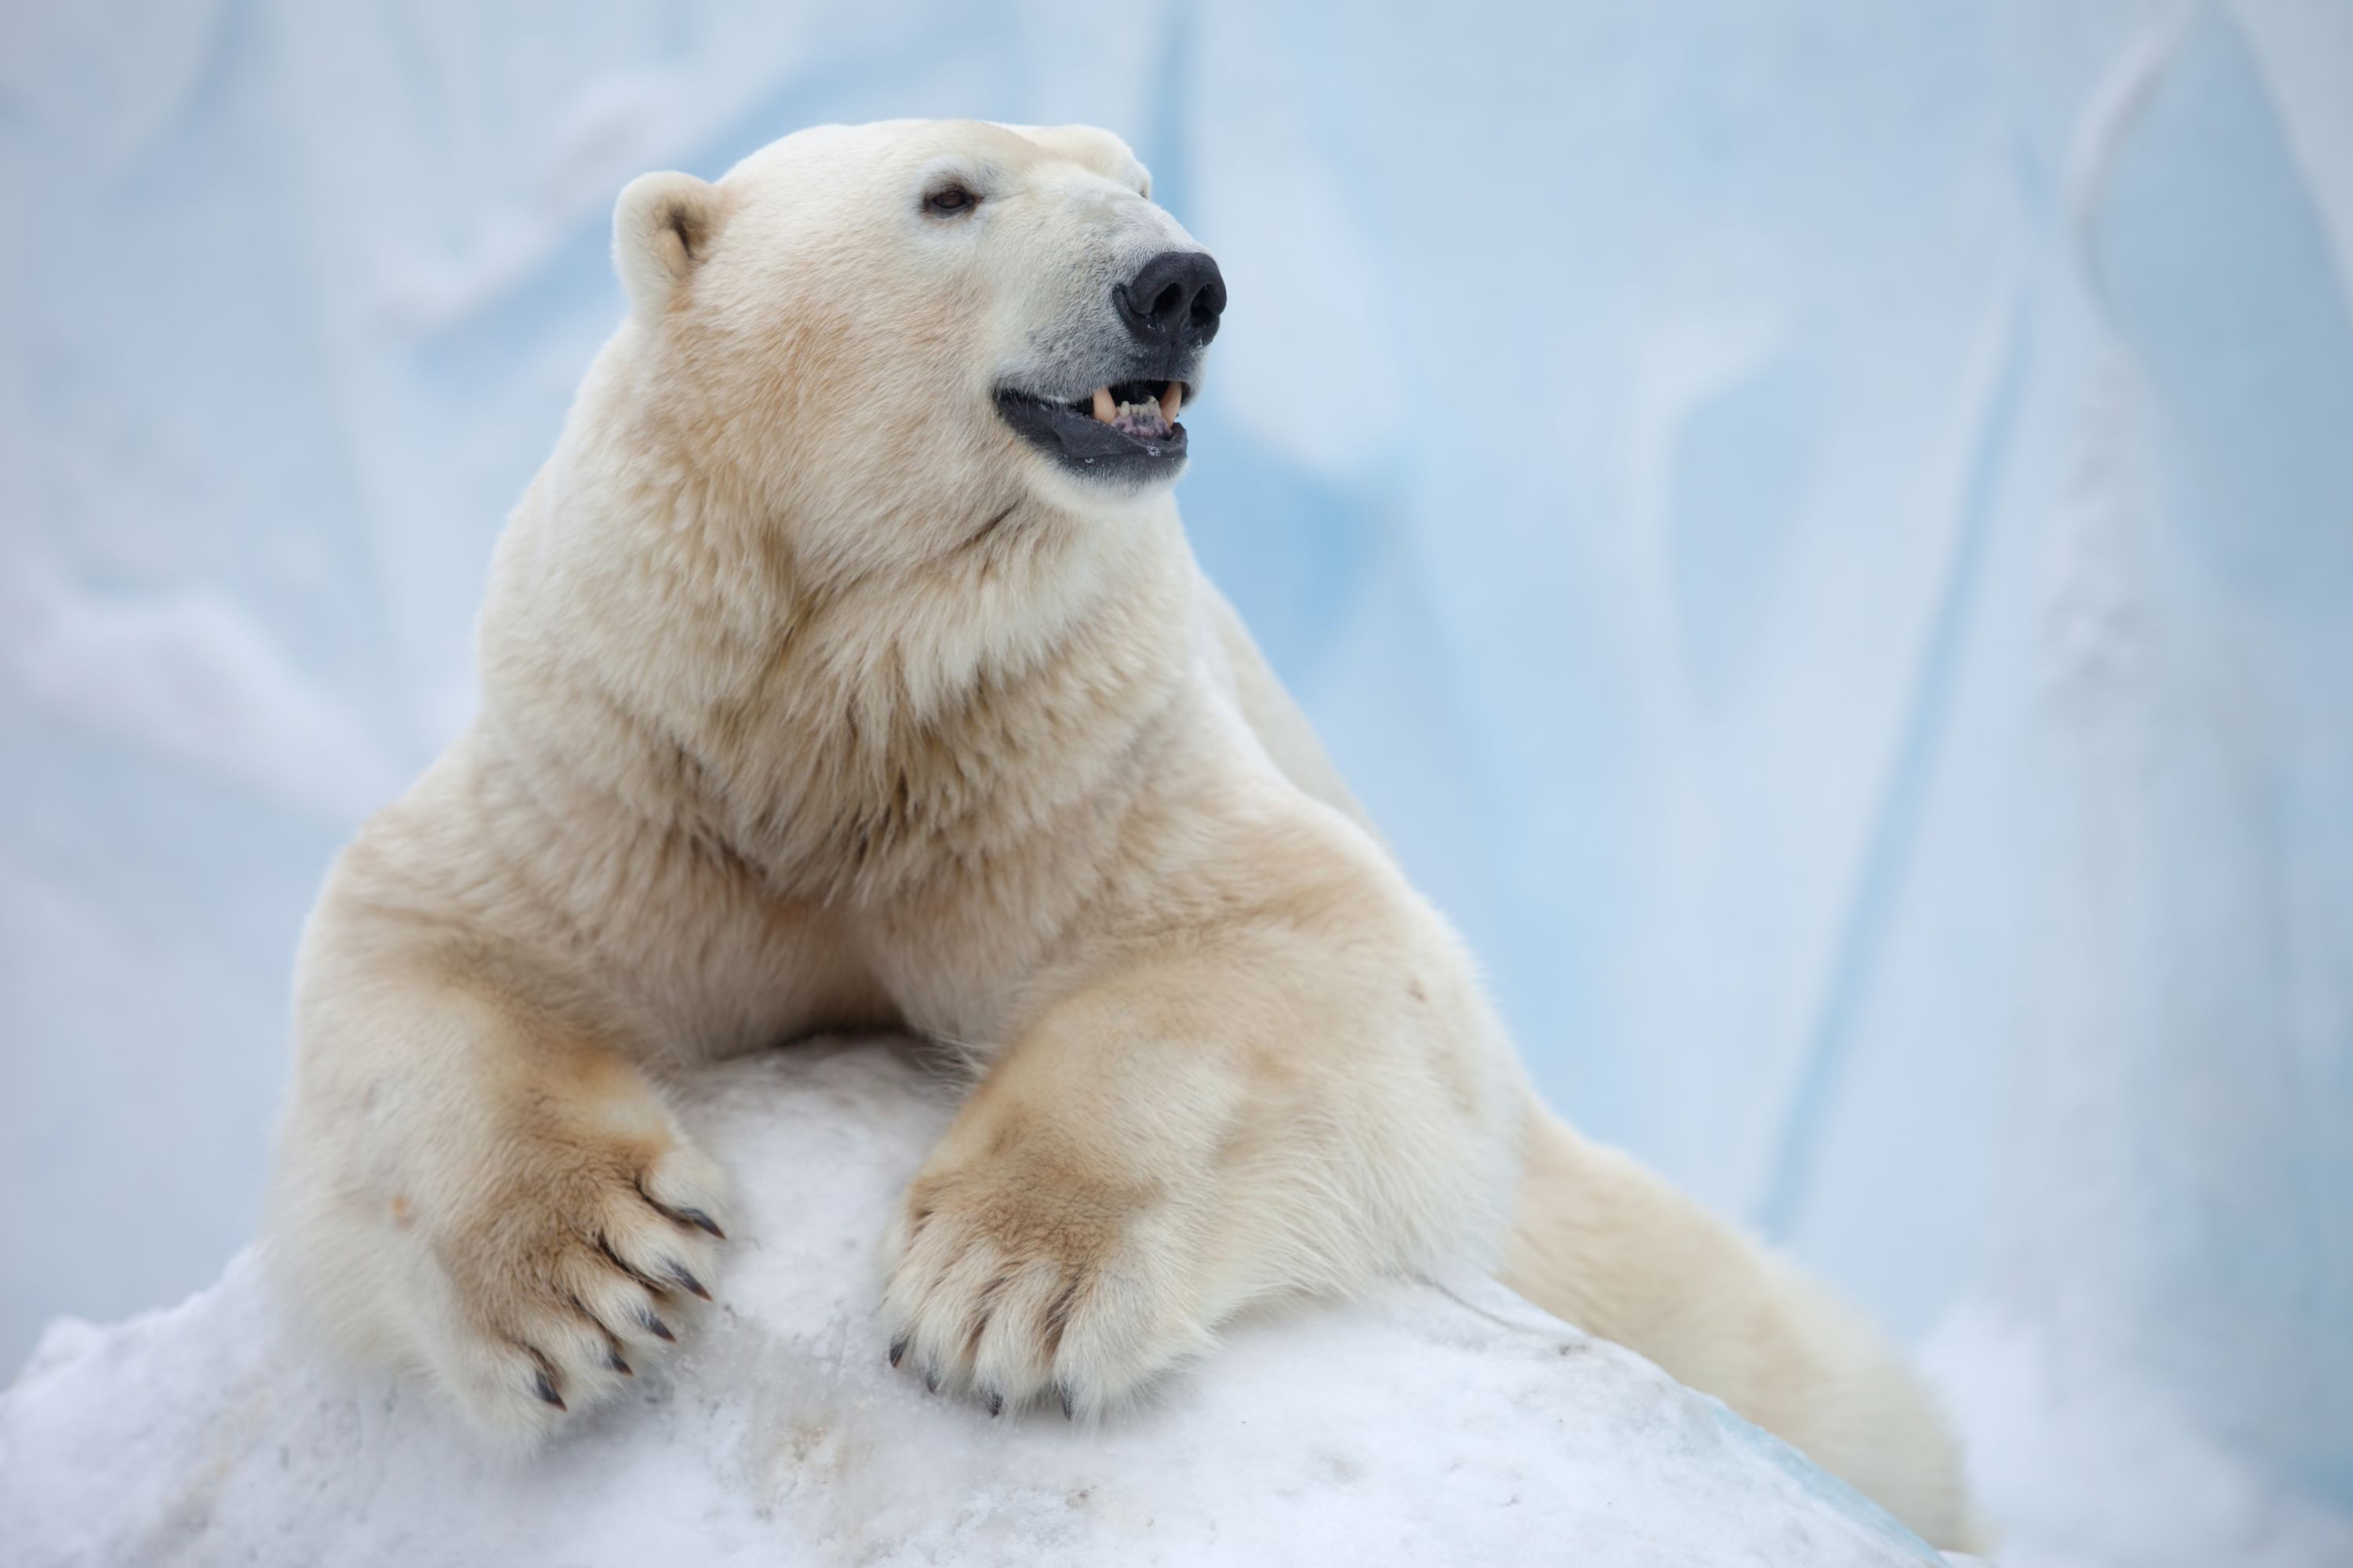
[{"xmin": 266, "ymin": 118, "xmax": 1979, "ymax": 1549}]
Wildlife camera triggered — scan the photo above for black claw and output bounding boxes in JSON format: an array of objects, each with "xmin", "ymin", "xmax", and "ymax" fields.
[
  {"xmin": 889, "ymin": 1336, "xmax": 908, "ymax": 1369},
  {"xmin": 1060, "ymin": 1386, "xmax": 1075, "ymax": 1420},
  {"xmin": 636, "ymin": 1177, "xmax": 726, "ymax": 1241},
  {"xmin": 668, "ymin": 1263, "xmax": 712, "ymax": 1302},
  {"xmin": 643, "ymin": 1309, "xmax": 675, "ymax": 1344},
  {"xmin": 533, "ymin": 1370, "xmax": 566, "ymax": 1411},
  {"xmin": 923, "ymin": 1366, "xmax": 941, "ymax": 1395},
  {"xmin": 607, "ymin": 1348, "xmax": 634, "ymax": 1377},
  {"xmin": 986, "ymin": 1388, "xmax": 1003, "ymax": 1417}
]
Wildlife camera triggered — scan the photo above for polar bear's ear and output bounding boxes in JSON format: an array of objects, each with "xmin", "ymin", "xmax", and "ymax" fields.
[{"xmin": 613, "ymin": 172, "xmax": 722, "ymax": 315}]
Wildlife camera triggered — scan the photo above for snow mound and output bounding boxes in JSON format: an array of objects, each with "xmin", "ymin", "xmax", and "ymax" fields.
[{"xmin": 1, "ymin": 1041, "xmax": 1957, "ymax": 1566}]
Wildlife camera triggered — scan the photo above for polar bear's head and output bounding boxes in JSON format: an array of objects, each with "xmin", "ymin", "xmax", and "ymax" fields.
[{"xmin": 606, "ymin": 119, "xmax": 1222, "ymax": 580}]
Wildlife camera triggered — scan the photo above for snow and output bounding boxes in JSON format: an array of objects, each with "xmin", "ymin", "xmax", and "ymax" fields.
[
  {"xmin": 3, "ymin": 5, "xmax": 2351, "ymax": 1566},
  {"xmin": 1920, "ymin": 1307, "xmax": 2353, "ymax": 1568},
  {"xmin": 2, "ymin": 1041, "xmax": 1957, "ymax": 1567}
]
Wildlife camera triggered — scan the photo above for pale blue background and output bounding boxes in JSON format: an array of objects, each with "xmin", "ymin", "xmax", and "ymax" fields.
[{"xmin": 3, "ymin": 3, "xmax": 2349, "ymax": 1562}]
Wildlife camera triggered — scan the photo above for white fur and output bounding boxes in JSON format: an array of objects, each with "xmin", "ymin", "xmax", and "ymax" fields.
[{"xmin": 265, "ymin": 118, "xmax": 1980, "ymax": 1549}]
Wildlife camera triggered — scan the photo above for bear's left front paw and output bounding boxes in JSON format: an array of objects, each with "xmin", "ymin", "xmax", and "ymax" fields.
[{"xmin": 881, "ymin": 1152, "xmax": 1213, "ymax": 1419}]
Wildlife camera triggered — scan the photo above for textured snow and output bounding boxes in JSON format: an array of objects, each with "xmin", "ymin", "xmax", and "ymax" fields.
[
  {"xmin": 4, "ymin": 5, "xmax": 2351, "ymax": 1566},
  {"xmin": 0, "ymin": 1042, "xmax": 1954, "ymax": 1568}
]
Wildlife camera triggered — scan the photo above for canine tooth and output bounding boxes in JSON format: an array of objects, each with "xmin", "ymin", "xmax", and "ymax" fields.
[
  {"xmin": 1092, "ymin": 387, "xmax": 1116, "ymax": 423},
  {"xmin": 1162, "ymin": 382, "xmax": 1182, "ymax": 420}
]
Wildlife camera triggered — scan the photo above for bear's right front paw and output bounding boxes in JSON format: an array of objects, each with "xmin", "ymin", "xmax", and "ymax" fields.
[{"xmin": 398, "ymin": 1137, "xmax": 729, "ymax": 1442}]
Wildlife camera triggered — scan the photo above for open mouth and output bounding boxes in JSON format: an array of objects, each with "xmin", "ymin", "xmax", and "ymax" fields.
[{"xmin": 994, "ymin": 378, "xmax": 1191, "ymax": 478}]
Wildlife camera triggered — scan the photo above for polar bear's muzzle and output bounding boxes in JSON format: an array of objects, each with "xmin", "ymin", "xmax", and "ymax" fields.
[
  {"xmin": 994, "ymin": 247, "xmax": 1224, "ymax": 486},
  {"xmin": 994, "ymin": 377, "xmax": 1191, "ymax": 475}
]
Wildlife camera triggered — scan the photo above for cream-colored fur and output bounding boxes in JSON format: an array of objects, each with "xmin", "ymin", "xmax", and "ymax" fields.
[{"xmin": 266, "ymin": 118, "xmax": 1979, "ymax": 1549}]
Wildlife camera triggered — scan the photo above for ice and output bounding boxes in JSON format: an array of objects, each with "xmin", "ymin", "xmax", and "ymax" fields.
[
  {"xmin": 4, "ymin": 3, "xmax": 2351, "ymax": 1564},
  {"xmin": 0, "ymin": 1042, "xmax": 1951, "ymax": 1568}
]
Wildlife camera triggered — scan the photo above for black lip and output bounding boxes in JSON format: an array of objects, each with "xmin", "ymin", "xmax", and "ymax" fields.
[{"xmin": 994, "ymin": 387, "xmax": 1187, "ymax": 480}]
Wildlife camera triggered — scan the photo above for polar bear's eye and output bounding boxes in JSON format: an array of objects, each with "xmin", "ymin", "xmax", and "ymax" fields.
[{"xmin": 924, "ymin": 182, "xmax": 979, "ymax": 217}]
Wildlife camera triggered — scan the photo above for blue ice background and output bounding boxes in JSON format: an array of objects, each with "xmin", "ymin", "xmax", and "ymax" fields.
[{"xmin": 2, "ymin": 2, "xmax": 2348, "ymax": 1559}]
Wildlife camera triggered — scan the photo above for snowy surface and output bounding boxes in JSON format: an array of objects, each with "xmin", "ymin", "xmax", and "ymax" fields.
[
  {"xmin": 3, "ymin": 4, "xmax": 2351, "ymax": 1566},
  {"xmin": 0, "ymin": 1041, "xmax": 1956, "ymax": 1568}
]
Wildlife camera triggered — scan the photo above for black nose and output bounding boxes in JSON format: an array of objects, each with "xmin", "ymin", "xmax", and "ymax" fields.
[{"xmin": 1115, "ymin": 249, "xmax": 1226, "ymax": 351}]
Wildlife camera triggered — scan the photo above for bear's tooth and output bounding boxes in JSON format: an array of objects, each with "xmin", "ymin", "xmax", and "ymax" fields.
[
  {"xmin": 1162, "ymin": 382, "xmax": 1182, "ymax": 420},
  {"xmin": 1092, "ymin": 387, "xmax": 1116, "ymax": 423}
]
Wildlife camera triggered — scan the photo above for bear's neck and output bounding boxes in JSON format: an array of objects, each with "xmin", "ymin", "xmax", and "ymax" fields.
[{"xmin": 478, "ymin": 427, "xmax": 1201, "ymax": 907}]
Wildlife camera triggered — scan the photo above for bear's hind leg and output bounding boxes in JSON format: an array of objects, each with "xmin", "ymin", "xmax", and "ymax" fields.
[{"xmin": 1497, "ymin": 1106, "xmax": 1982, "ymax": 1551}]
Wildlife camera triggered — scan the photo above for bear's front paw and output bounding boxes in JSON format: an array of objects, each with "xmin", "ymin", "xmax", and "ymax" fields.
[
  {"xmin": 881, "ymin": 1152, "xmax": 1213, "ymax": 1419},
  {"xmin": 395, "ymin": 1134, "xmax": 729, "ymax": 1442}
]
